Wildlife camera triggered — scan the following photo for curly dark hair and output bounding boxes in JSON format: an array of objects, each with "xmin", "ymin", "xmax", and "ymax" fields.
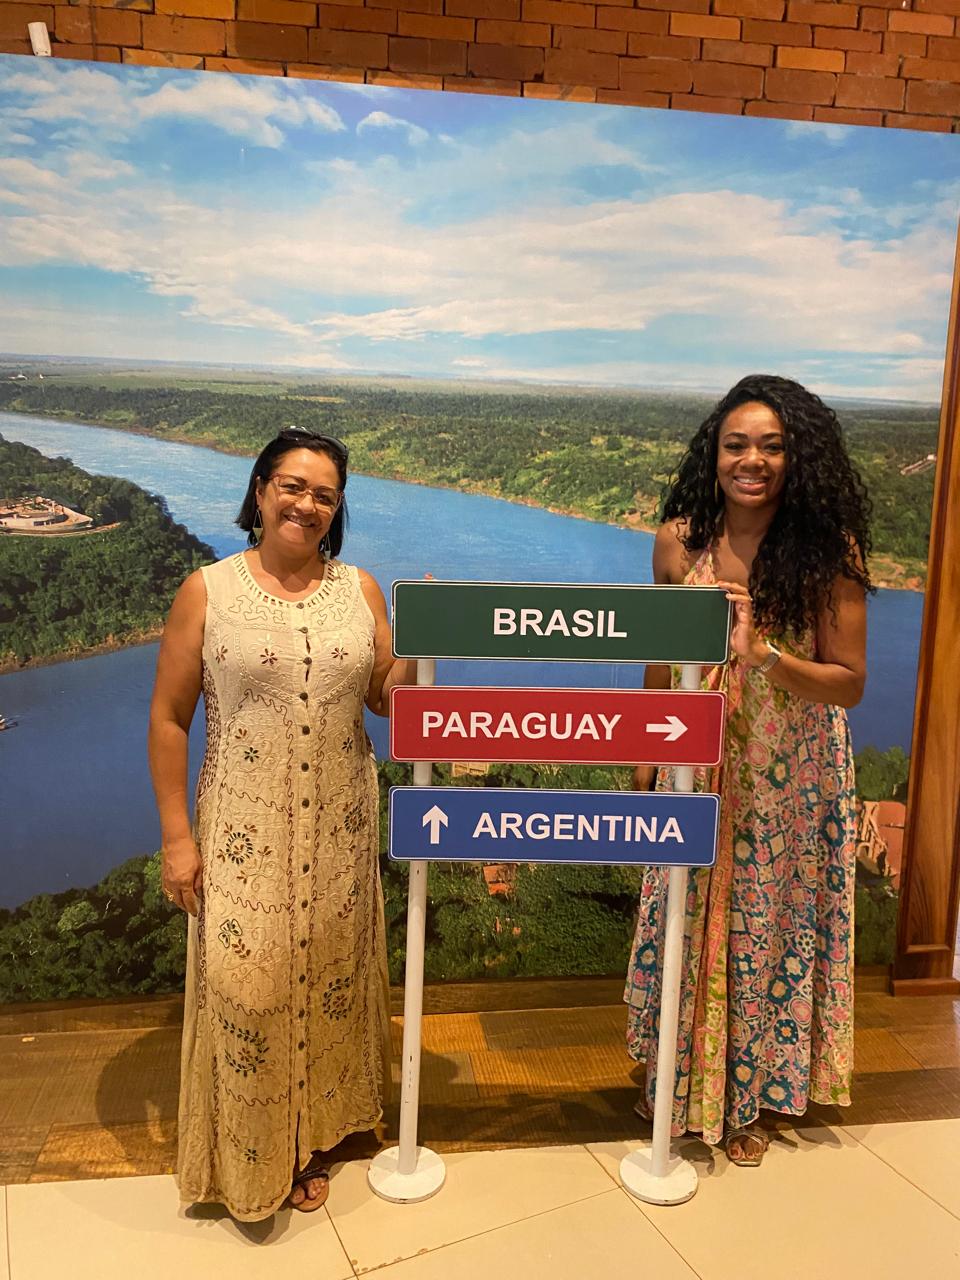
[{"xmin": 662, "ymin": 374, "xmax": 874, "ymax": 638}]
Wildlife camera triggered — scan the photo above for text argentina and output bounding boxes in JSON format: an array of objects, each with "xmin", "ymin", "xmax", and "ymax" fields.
[{"xmin": 472, "ymin": 812, "xmax": 684, "ymax": 842}]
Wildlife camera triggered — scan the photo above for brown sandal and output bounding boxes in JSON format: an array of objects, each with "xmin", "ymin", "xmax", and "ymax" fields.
[{"xmin": 288, "ymin": 1161, "xmax": 330, "ymax": 1212}]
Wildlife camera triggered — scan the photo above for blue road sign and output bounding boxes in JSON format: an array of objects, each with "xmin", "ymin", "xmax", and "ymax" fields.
[{"xmin": 389, "ymin": 787, "xmax": 719, "ymax": 868}]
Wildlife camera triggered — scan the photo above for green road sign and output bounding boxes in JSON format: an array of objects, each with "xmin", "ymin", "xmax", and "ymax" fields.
[{"xmin": 392, "ymin": 581, "xmax": 731, "ymax": 665}]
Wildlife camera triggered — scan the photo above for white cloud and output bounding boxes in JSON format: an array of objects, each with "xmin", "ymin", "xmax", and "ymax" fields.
[
  {"xmin": 0, "ymin": 290, "xmax": 353, "ymax": 369},
  {"xmin": 357, "ymin": 110, "xmax": 429, "ymax": 147},
  {"xmin": 278, "ymin": 189, "xmax": 951, "ymax": 369},
  {"xmin": 785, "ymin": 121, "xmax": 850, "ymax": 146},
  {"xmin": 0, "ymin": 158, "xmax": 951, "ymax": 393},
  {"xmin": 0, "ymin": 64, "xmax": 344, "ymax": 149},
  {"xmin": 0, "ymin": 65, "xmax": 953, "ymax": 397}
]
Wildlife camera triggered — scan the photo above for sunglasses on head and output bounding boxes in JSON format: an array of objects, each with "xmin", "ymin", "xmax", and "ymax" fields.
[{"xmin": 278, "ymin": 424, "xmax": 349, "ymax": 462}]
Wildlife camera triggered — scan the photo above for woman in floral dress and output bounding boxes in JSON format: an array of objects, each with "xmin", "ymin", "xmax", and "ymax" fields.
[
  {"xmin": 149, "ymin": 427, "xmax": 414, "ymax": 1219},
  {"xmin": 626, "ymin": 375, "xmax": 871, "ymax": 1166}
]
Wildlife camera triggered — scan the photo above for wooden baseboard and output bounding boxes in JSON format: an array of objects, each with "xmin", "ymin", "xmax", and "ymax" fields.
[{"xmin": 889, "ymin": 976, "xmax": 960, "ymax": 997}]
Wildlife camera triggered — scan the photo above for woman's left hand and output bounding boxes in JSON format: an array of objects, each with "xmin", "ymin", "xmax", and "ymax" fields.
[{"xmin": 715, "ymin": 580, "xmax": 767, "ymax": 667}]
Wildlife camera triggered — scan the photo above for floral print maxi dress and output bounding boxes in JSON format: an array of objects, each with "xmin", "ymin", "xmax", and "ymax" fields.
[
  {"xmin": 624, "ymin": 548, "xmax": 856, "ymax": 1146},
  {"xmin": 177, "ymin": 554, "xmax": 390, "ymax": 1221}
]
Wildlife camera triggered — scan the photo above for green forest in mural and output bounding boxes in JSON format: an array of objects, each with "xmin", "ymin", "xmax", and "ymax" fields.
[
  {"xmin": 0, "ymin": 753, "xmax": 903, "ymax": 1004},
  {"xmin": 0, "ymin": 435, "xmax": 214, "ymax": 667},
  {"xmin": 0, "ymin": 373, "xmax": 937, "ymax": 592},
  {"xmin": 0, "ymin": 369, "xmax": 915, "ymax": 999}
]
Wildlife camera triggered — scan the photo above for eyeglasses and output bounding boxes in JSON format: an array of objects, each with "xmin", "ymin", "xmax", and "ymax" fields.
[
  {"xmin": 278, "ymin": 424, "xmax": 349, "ymax": 462},
  {"xmin": 269, "ymin": 473, "xmax": 342, "ymax": 512}
]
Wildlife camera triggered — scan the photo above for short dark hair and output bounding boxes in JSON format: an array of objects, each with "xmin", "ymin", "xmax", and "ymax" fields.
[{"xmin": 236, "ymin": 427, "xmax": 350, "ymax": 555}]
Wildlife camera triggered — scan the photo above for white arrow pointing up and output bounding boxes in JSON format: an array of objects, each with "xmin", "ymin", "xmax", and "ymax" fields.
[
  {"xmin": 645, "ymin": 715, "xmax": 687, "ymax": 742},
  {"xmin": 422, "ymin": 804, "xmax": 449, "ymax": 845}
]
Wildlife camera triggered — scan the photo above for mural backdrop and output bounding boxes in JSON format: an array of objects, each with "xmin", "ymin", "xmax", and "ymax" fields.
[{"xmin": 0, "ymin": 56, "xmax": 957, "ymax": 1002}]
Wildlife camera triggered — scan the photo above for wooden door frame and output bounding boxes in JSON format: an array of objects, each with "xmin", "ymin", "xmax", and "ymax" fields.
[{"xmin": 890, "ymin": 219, "xmax": 960, "ymax": 996}]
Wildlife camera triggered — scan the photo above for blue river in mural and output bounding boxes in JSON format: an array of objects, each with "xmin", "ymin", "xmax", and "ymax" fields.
[{"xmin": 0, "ymin": 413, "xmax": 925, "ymax": 907}]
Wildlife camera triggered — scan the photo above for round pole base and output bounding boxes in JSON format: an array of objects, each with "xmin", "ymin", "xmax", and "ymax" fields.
[
  {"xmin": 619, "ymin": 1144, "xmax": 698, "ymax": 1206},
  {"xmin": 368, "ymin": 1145, "xmax": 446, "ymax": 1203}
]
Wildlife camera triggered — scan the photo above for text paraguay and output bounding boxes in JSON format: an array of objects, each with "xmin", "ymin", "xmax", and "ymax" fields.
[{"xmin": 421, "ymin": 710, "xmax": 622, "ymax": 741}]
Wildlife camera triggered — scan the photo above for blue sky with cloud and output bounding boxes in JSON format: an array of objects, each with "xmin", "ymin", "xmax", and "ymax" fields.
[{"xmin": 0, "ymin": 55, "xmax": 957, "ymax": 401}]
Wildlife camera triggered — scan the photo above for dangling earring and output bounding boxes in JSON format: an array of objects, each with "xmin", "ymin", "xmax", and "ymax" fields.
[
  {"xmin": 252, "ymin": 507, "xmax": 263, "ymax": 545},
  {"xmin": 714, "ymin": 479, "xmax": 723, "ymax": 508},
  {"xmin": 319, "ymin": 533, "xmax": 331, "ymax": 558}
]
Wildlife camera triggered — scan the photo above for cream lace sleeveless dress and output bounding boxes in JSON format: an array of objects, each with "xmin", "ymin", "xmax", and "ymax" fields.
[{"xmin": 177, "ymin": 553, "xmax": 390, "ymax": 1221}]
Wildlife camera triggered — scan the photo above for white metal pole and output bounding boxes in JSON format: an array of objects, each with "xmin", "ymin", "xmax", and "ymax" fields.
[
  {"xmin": 397, "ymin": 758, "xmax": 433, "ymax": 1173},
  {"xmin": 368, "ymin": 657, "xmax": 446, "ymax": 1203},
  {"xmin": 620, "ymin": 661, "xmax": 701, "ymax": 1205}
]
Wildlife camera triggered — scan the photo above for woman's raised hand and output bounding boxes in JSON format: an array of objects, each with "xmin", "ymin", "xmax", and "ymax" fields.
[{"xmin": 715, "ymin": 579, "xmax": 766, "ymax": 666}]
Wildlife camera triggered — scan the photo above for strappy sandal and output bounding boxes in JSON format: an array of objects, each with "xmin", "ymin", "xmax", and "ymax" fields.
[
  {"xmin": 723, "ymin": 1126, "xmax": 769, "ymax": 1167},
  {"xmin": 288, "ymin": 1160, "xmax": 330, "ymax": 1212}
]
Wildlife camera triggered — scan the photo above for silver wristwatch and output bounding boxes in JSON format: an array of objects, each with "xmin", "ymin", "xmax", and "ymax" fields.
[{"xmin": 757, "ymin": 643, "xmax": 782, "ymax": 675}]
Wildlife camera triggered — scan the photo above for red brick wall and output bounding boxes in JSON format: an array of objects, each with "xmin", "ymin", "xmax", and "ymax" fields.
[{"xmin": 2, "ymin": 0, "xmax": 959, "ymax": 130}]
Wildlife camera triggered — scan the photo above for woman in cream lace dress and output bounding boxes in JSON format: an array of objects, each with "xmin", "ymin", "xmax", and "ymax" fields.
[{"xmin": 149, "ymin": 427, "xmax": 413, "ymax": 1220}]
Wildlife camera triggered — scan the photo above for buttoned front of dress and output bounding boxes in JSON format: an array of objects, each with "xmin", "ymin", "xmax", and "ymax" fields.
[{"xmin": 177, "ymin": 554, "xmax": 390, "ymax": 1223}]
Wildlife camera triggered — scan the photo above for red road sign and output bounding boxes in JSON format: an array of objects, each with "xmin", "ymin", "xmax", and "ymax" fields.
[{"xmin": 390, "ymin": 687, "xmax": 726, "ymax": 767}]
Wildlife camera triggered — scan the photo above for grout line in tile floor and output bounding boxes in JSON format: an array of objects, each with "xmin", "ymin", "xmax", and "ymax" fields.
[
  {"xmin": 583, "ymin": 1144, "xmax": 706, "ymax": 1280},
  {"xmin": 349, "ymin": 1186, "xmax": 617, "ymax": 1277},
  {"xmin": 841, "ymin": 1127, "xmax": 960, "ymax": 1224},
  {"xmin": 323, "ymin": 1203, "xmax": 361, "ymax": 1279},
  {"xmin": 583, "ymin": 1143, "xmax": 622, "ymax": 1189},
  {"xmin": 617, "ymin": 1185, "xmax": 707, "ymax": 1280}
]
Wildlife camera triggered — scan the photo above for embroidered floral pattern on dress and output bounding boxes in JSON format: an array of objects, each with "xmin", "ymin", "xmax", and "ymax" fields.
[
  {"xmin": 217, "ymin": 1011, "xmax": 269, "ymax": 1077},
  {"xmin": 218, "ymin": 919, "xmax": 242, "ymax": 948},
  {"xmin": 322, "ymin": 975, "xmax": 353, "ymax": 1021},
  {"xmin": 343, "ymin": 800, "xmax": 367, "ymax": 834},
  {"xmin": 219, "ymin": 825, "xmax": 256, "ymax": 867},
  {"xmin": 178, "ymin": 555, "xmax": 389, "ymax": 1223},
  {"xmin": 337, "ymin": 878, "xmax": 360, "ymax": 921}
]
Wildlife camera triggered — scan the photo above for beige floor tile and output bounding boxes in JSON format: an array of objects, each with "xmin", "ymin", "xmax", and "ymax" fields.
[
  {"xmin": 6, "ymin": 1175, "xmax": 354, "ymax": 1280},
  {"xmin": 366, "ymin": 1188, "xmax": 697, "ymax": 1280},
  {"xmin": 326, "ymin": 1144, "xmax": 614, "ymax": 1274},
  {"xmin": 0, "ymin": 1187, "xmax": 9, "ymax": 1280},
  {"xmin": 590, "ymin": 1126, "xmax": 960, "ymax": 1280},
  {"xmin": 848, "ymin": 1118, "xmax": 960, "ymax": 1219},
  {"xmin": 586, "ymin": 1134, "xmax": 716, "ymax": 1186}
]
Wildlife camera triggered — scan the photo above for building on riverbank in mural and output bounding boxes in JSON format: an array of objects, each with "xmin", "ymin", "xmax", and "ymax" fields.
[{"xmin": 0, "ymin": 496, "xmax": 93, "ymax": 533}]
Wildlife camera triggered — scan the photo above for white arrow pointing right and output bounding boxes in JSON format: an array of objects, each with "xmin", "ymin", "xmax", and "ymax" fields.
[
  {"xmin": 422, "ymin": 804, "xmax": 449, "ymax": 845},
  {"xmin": 645, "ymin": 715, "xmax": 687, "ymax": 742}
]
